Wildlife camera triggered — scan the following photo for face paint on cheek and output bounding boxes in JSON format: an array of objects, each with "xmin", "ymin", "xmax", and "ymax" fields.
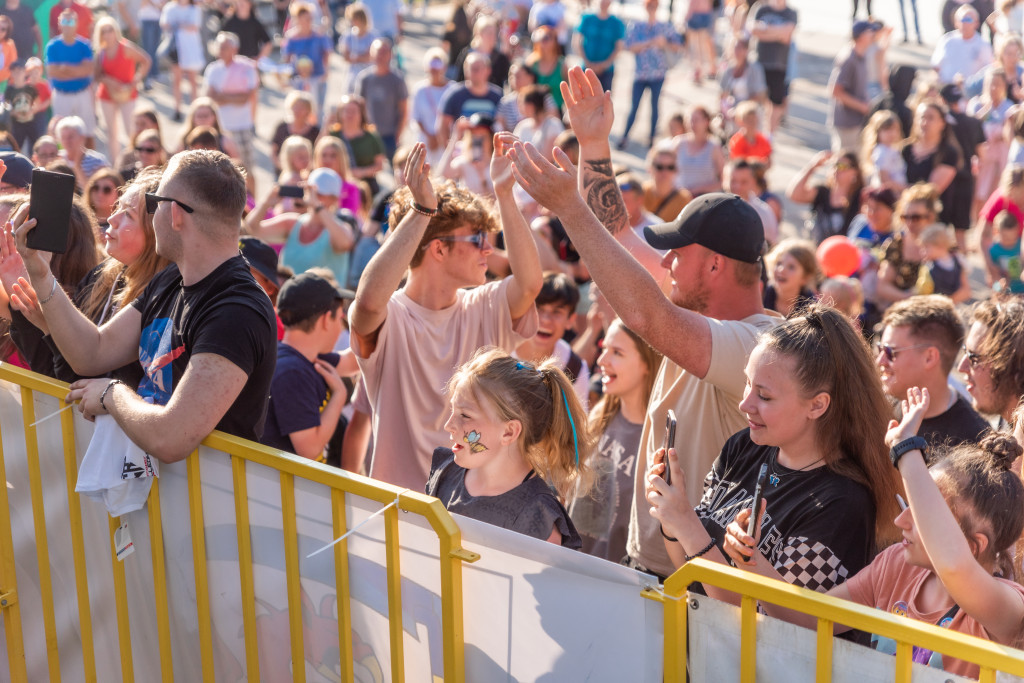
[{"xmin": 464, "ymin": 430, "xmax": 489, "ymax": 453}]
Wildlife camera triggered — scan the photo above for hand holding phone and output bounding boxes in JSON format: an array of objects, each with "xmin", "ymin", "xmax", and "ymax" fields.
[
  {"xmin": 746, "ymin": 463, "xmax": 769, "ymax": 538},
  {"xmin": 660, "ymin": 410, "xmax": 677, "ymax": 485},
  {"xmin": 27, "ymin": 169, "xmax": 76, "ymax": 254},
  {"xmin": 278, "ymin": 184, "xmax": 304, "ymax": 199}
]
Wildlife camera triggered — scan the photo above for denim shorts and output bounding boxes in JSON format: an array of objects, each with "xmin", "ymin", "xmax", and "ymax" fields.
[{"xmin": 687, "ymin": 12, "xmax": 713, "ymax": 31}]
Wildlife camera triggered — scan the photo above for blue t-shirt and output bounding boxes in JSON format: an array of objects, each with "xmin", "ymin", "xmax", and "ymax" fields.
[
  {"xmin": 439, "ymin": 83, "xmax": 503, "ymax": 120},
  {"xmin": 576, "ymin": 13, "xmax": 625, "ymax": 65},
  {"xmin": 282, "ymin": 33, "xmax": 332, "ymax": 77},
  {"xmin": 990, "ymin": 240, "xmax": 1024, "ymax": 293},
  {"xmin": 45, "ymin": 37, "xmax": 93, "ymax": 92},
  {"xmin": 261, "ymin": 343, "xmax": 341, "ymax": 454}
]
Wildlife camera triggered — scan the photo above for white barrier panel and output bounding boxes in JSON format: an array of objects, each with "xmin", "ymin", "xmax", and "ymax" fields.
[
  {"xmin": 688, "ymin": 592, "xmax": 981, "ymax": 683},
  {"xmin": 0, "ymin": 377, "xmax": 664, "ymax": 682}
]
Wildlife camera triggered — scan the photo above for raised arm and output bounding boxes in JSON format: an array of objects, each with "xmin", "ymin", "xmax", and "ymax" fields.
[
  {"xmin": 787, "ymin": 151, "xmax": 831, "ymax": 204},
  {"xmin": 349, "ymin": 143, "xmax": 434, "ymax": 354},
  {"xmin": 8, "ymin": 210, "xmax": 139, "ymax": 376},
  {"xmin": 561, "ymin": 66, "xmax": 666, "ymax": 281},
  {"xmin": 491, "ymin": 132, "xmax": 542, "ymax": 320},
  {"xmin": 889, "ymin": 388, "xmax": 1024, "ymax": 645},
  {"xmin": 509, "ymin": 141, "xmax": 713, "ymax": 377}
]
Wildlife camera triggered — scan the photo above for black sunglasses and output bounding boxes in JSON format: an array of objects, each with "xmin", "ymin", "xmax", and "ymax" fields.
[
  {"xmin": 136, "ymin": 145, "xmax": 159, "ymax": 154},
  {"xmin": 962, "ymin": 345, "xmax": 985, "ymax": 368},
  {"xmin": 874, "ymin": 342, "xmax": 931, "ymax": 362},
  {"xmin": 145, "ymin": 193, "xmax": 194, "ymax": 214},
  {"xmin": 653, "ymin": 163, "xmax": 676, "ymax": 172}
]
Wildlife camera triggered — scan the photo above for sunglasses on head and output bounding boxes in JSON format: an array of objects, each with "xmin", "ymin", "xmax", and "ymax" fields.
[
  {"xmin": 437, "ymin": 232, "xmax": 489, "ymax": 250},
  {"xmin": 875, "ymin": 342, "xmax": 931, "ymax": 362}
]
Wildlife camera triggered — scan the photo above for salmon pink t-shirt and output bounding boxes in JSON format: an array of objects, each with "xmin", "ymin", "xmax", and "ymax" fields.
[
  {"xmin": 353, "ymin": 277, "xmax": 538, "ymax": 491},
  {"xmin": 845, "ymin": 543, "xmax": 1024, "ymax": 679}
]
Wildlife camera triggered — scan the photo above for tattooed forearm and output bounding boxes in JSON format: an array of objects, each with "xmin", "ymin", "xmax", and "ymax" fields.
[{"xmin": 581, "ymin": 158, "xmax": 628, "ymax": 236}]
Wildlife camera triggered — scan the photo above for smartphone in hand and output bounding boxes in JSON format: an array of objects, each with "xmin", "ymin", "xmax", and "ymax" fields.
[
  {"xmin": 746, "ymin": 463, "xmax": 769, "ymax": 538},
  {"xmin": 661, "ymin": 409, "xmax": 677, "ymax": 485},
  {"xmin": 278, "ymin": 184, "xmax": 304, "ymax": 199},
  {"xmin": 26, "ymin": 169, "xmax": 76, "ymax": 253}
]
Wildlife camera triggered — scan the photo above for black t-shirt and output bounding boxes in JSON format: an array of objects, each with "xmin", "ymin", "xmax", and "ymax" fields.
[
  {"xmin": 426, "ymin": 447, "xmax": 582, "ymax": 549},
  {"xmin": 2, "ymin": 3, "xmax": 38, "ymax": 60},
  {"xmin": 902, "ymin": 141, "xmax": 963, "ymax": 228},
  {"xmin": 222, "ymin": 15, "xmax": 271, "ymax": 59},
  {"xmin": 696, "ymin": 429, "xmax": 875, "ymax": 592},
  {"xmin": 261, "ymin": 343, "xmax": 340, "ymax": 453},
  {"xmin": 917, "ymin": 394, "xmax": 990, "ymax": 453},
  {"xmin": 272, "ymin": 121, "xmax": 320, "ymax": 154},
  {"xmin": 131, "ymin": 257, "xmax": 277, "ymax": 443},
  {"xmin": 454, "ymin": 47, "xmax": 511, "ymax": 88}
]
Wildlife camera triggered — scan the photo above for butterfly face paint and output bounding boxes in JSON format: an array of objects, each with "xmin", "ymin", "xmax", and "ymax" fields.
[{"xmin": 463, "ymin": 430, "xmax": 489, "ymax": 453}]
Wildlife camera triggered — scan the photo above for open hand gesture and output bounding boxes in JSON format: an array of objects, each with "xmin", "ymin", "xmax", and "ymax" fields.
[
  {"xmin": 491, "ymin": 132, "xmax": 518, "ymax": 194},
  {"xmin": 508, "ymin": 142, "xmax": 582, "ymax": 215},
  {"xmin": 885, "ymin": 387, "xmax": 930, "ymax": 449},
  {"xmin": 404, "ymin": 143, "xmax": 436, "ymax": 211},
  {"xmin": 10, "ymin": 204, "xmax": 53, "ymax": 282},
  {"xmin": 0, "ymin": 221, "xmax": 29, "ymax": 299},
  {"xmin": 561, "ymin": 67, "xmax": 615, "ymax": 147}
]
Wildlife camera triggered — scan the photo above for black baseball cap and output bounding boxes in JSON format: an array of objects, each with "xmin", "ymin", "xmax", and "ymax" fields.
[
  {"xmin": 277, "ymin": 270, "xmax": 354, "ymax": 324},
  {"xmin": 939, "ymin": 83, "xmax": 964, "ymax": 104},
  {"xmin": 0, "ymin": 152, "xmax": 34, "ymax": 189},
  {"xmin": 643, "ymin": 193, "xmax": 766, "ymax": 263},
  {"xmin": 239, "ymin": 236, "xmax": 281, "ymax": 286}
]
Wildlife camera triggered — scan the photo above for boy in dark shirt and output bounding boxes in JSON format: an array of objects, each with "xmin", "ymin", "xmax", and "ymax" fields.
[
  {"xmin": 261, "ymin": 270, "xmax": 355, "ymax": 461},
  {"xmin": 3, "ymin": 61, "xmax": 40, "ymax": 151}
]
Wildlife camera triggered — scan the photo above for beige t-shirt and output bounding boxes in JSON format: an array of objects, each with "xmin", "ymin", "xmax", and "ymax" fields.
[
  {"xmin": 627, "ymin": 312, "xmax": 782, "ymax": 578},
  {"xmin": 355, "ymin": 278, "xmax": 538, "ymax": 491}
]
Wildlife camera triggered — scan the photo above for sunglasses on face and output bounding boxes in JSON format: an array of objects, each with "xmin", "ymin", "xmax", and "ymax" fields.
[
  {"xmin": 875, "ymin": 342, "xmax": 931, "ymax": 362},
  {"xmin": 145, "ymin": 192, "xmax": 194, "ymax": 214},
  {"xmin": 901, "ymin": 213, "xmax": 928, "ymax": 222},
  {"xmin": 962, "ymin": 345, "xmax": 984, "ymax": 367},
  {"xmin": 136, "ymin": 145, "xmax": 159, "ymax": 154},
  {"xmin": 437, "ymin": 232, "xmax": 489, "ymax": 249},
  {"xmin": 653, "ymin": 163, "xmax": 677, "ymax": 172},
  {"xmin": 91, "ymin": 185, "xmax": 116, "ymax": 195}
]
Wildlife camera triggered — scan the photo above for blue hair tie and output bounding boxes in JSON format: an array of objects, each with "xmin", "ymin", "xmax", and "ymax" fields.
[
  {"xmin": 559, "ymin": 386, "xmax": 580, "ymax": 466},
  {"xmin": 515, "ymin": 361, "xmax": 528, "ymax": 371}
]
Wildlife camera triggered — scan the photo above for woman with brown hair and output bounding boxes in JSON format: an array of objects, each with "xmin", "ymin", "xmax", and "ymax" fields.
[
  {"xmin": 526, "ymin": 26, "xmax": 567, "ymax": 112},
  {"xmin": 788, "ymin": 149, "xmax": 866, "ymax": 244},
  {"xmin": 647, "ymin": 305, "xmax": 901, "ymax": 599},
  {"xmin": 902, "ymin": 100, "xmax": 964, "ymax": 246},
  {"xmin": 0, "ymin": 168, "xmax": 168, "ymax": 384},
  {"xmin": 876, "ymin": 182, "xmax": 941, "ymax": 308}
]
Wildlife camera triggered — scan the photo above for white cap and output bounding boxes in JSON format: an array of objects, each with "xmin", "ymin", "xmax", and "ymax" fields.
[{"xmin": 307, "ymin": 167, "xmax": 342, "ymax": 198}]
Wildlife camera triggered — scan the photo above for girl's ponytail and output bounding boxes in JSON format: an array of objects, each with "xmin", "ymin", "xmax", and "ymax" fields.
[{"xmin": 536, "ymin": 358, "xmax": 595, "ymax": 499}]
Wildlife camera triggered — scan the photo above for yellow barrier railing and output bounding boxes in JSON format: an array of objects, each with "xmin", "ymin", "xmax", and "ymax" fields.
[
  {"xmin": 0, "ymin": 363, "xmax": 479, "ymax": 682},
  {"xmin": 659, "ymin": 558, "xmax": 1024, "ymax": 683}
]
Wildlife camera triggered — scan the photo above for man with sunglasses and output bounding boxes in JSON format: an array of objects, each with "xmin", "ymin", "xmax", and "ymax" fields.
[
  {"xmin": 12, "ymin": 150, "xmax": 277, "ymax": 462},
  {"xmin": 348, "ymin": 139, "xmax": 541, "ymax": 490},
  {"xmin": 958, "ymin": 295, "xmax": 1024, "ymax": 428},
  {"xmin": 877, "ymin": 296, "xmax": 988, "ymax": 450}
]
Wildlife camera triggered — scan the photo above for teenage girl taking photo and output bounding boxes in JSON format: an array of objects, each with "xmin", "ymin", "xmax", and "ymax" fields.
[
  {"xmin": 427, "ymin": 348, "xmax": 595, "ymax": 548},
  {"xmin": 646, "ymin": 306, "xmax": 901, "ymax": 598},
  {"xmin": 726, "ymin": 388, "xmax": 1024, "ymax": 679}
]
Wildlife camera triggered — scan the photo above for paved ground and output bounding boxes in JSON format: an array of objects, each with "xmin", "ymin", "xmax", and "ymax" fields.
[{"xmin": 125, "ymin": 0, "xmax": 951, "ymax": 239}]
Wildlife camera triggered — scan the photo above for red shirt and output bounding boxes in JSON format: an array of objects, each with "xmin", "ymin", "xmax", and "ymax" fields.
[
  {"xmin": 49, "ymin": 2, "xmax": 93, "ymax": 41},
  {"xmin": 979, "ymin": 191, "xmax": 1024, "ymax": 238},
  {"xmin": 728, "ymin": 131, "xmax": 773, "ymax": 163}
]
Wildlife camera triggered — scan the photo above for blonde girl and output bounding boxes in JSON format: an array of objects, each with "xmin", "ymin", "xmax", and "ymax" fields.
[
  {"xmin": 313, "ymin": 136, "xmax": 361, "ymax": 215},
  {"xmin": 428, "ymin": 348, "xmax": 596, "ymax": 548},
  {"xmin": 92, "ymin": 16, "xmax": 151, "ymax": 165},
  {"xmin": 860, "ymin": 110, "xmax": 906, "ymax": 189},
  {"xmin": 763, "ymin": 238, "xmax": 819, "ymax": 318}
]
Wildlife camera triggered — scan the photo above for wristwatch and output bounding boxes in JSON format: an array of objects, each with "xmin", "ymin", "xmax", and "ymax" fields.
[{"xmin": 889, "ymin": 436, "xmax": 929, "ymax": 468}]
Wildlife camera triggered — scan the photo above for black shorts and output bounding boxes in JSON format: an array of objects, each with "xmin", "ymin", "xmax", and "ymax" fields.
[{"xmin": 764, "ymin": 67, "xmax": 789, "ymax": 105}]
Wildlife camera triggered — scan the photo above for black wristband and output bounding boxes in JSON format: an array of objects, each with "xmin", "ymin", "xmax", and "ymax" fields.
[
  {"xmin": 660, "ymin": 524, "xmax": 677, "ymax": 542},
  {"xmin": 685, "ymin": 538, "xmax": 717, "ymax": 563},
  {"xmin": 889, "ymin": 436, "xmax": 929, "ymax": 468},
  {"xmin": 99, "ymin": 379, "xmax": 125, "ymax": 412}
]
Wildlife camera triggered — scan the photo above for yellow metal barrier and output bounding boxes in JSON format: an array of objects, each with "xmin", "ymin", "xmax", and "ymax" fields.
[
  {"xmin": 0, "ymin": 363, "xmax": 477, "ymax": 682},
  {"xmin": 661, "ymin": 558, "xmax": 1024, "ymax": 683}
]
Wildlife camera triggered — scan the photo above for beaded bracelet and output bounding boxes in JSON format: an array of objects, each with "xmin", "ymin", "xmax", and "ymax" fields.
[
  {"xmin": 412, "ymin": 201, "xmax": 438, "ymax": 217},
  {"xmin": 99, "ymin": 379, "xmax": 125, "ymax": 412},
  {"xmin": 685, "ymin": 538, "xmax": 717, "ymax": 563}
]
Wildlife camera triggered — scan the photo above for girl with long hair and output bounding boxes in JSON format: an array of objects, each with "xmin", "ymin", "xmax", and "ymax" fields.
[
  {"xmin": 569, "ymin": 319, "xmax": 662, "ymax": 561},
  {"xmin": 646, "ymin": 305, "xmax": 902, "ymax": 599},
  {"xmin": 788, "ymin": 149, "xmax": 865, "ymax": 244},
  {"xmin": 313, "ymin": 136, "xmax": 361, "ymax": 215},
  {"xmin": 84, "ymin": 168, "xmax": 125, "ymax": 233},
  {"xmin": 526, "ymin": 26, "xmax": 567, "ymax": 112},
  {"xmin": 902, "ymin": 100, "xmax": 965, "ymax": 247},
  {"xmin": 428, "ymin": 347, "xmax": 595, "ymax": 548},
  {"xmin": 672, "ymin": 105, "xmax": 725, "ymax": 196},
  {"xmin": 728, "ymin": 392, "xmax": 1024, "ymax": 680}
]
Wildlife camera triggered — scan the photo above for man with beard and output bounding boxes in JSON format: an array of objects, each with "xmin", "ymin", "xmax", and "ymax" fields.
[
  {"xmin": 508, "ymin": 66, "xmax": 780, "ymax": 581},
  {"xmin": 958, "ymin": 295, "xmax": 1024, "ymax": 429}
]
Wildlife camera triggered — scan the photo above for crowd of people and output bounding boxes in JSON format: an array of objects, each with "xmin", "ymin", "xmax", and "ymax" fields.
[{"xmin": 1, "ymin": 0, "xmax": 1024, "ymax": 677}]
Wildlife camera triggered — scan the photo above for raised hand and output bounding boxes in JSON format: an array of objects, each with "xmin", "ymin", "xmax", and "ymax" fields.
[
  {"xmin": 0, "ymin": 221, "xmax": 29, "ymax": 299},
  {"xmin": 508, "ymin": 142, "xmax": 583, "ymax": 215},
  {"xmin": 491, "ymin": 132, "xmax": 518, "ymax": 194},
  {"xmin": 885, "ymin": 387, "xmax": 931, "ymax": 449},
  {"xmin": 10, "ymin": 203, "xmax": 53, "ymax": 282},
  {"xmin": 404, "ymin": 143, "xmax": 436, "ymax": 211},
  {"xmin": 10, "ymin": 277, "xmax": 48, "ymax": 333},
  {"xmin": 560, "ymin": 66, "xmax": 615, "ymax": 147}
]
